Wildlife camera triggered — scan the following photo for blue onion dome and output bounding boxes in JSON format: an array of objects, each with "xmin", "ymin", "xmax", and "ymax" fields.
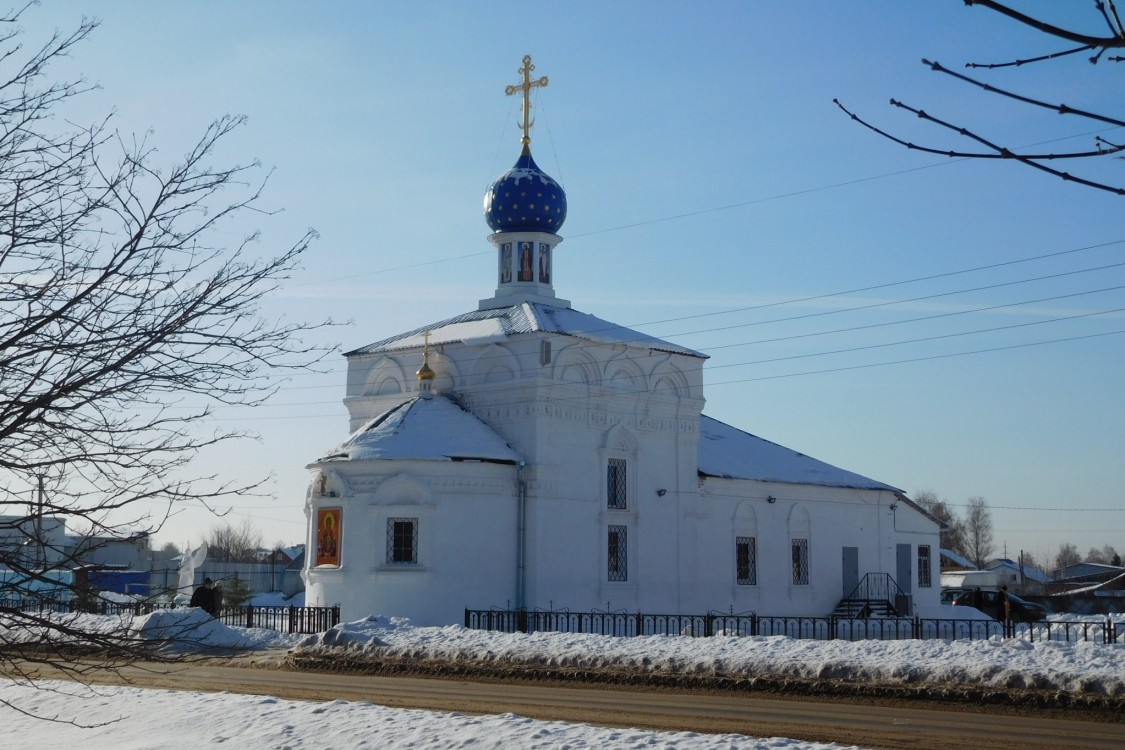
[{"xmin": 483, "ymin": 145, "xmax": 567, "ymax": 233}]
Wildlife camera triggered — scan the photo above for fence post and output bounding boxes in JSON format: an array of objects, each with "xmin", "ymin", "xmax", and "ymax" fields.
[{"xmin": 245, "ymin": 605, "xmax": 254, "ymax": 629}]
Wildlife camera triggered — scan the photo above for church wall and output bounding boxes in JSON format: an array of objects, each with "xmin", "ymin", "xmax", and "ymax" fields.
[
  {"xmin": 506, "ymin": 383, "xmax": 703, "ymax": 614},
  {"xmin": 692, "ymin": 478, "xmax": 941, "ymax": 616},
  {"xmin": 413, "ymin": 334, "xmax": 708, "ymax": 615},
  {"xmin": 325, "ymin": 333, "xmax": 939, "ymax": 622},
  {"xmin": 302, "ymin": 460, "xmax": 519, "ymax": 626}
]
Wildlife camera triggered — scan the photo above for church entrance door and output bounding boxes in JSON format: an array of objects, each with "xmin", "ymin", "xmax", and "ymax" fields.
[{"xmin": 841, "ymin": 546, "xmax": 859, "ymax": 596}]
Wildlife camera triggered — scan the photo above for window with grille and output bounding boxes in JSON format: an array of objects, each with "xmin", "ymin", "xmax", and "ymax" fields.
[
  {"xmin": 387, "ymin": 518, "xmax": 418, "ymax": 564},
  {"xmin": 607, "ymin": 525, "xmax": 627, "ymax": 581},
  {"xmin": 736, "ymin": 536, "xmax": 757, "ymax": 585},
  {"xmin": 791, "ymin": 538, "xmax": 809, "ymax": 585},
  {"xmin": 917, "ymin": 544, "xmax": 932, "ymax": 588},
  {"xmin": 607, "ymin": 458, "xmax": 627, "ymax": 509}
]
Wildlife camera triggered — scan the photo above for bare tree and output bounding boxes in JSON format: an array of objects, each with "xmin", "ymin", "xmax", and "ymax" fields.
[
  {"xmin": 836, "ymin": 0, "xmax": 1125, "ymax": 195},
  {"xmin": 205, "ymin": 519, "xmax": 264, "ymax": 563},
  {"xmin": 913, "ymin": 490, "xmax": 967, "ymax": 555},
  {"xmin": 153, "ymin": 541, "xmax": 182, "ymax": 563},
  {"xmin": 1054, "ymin": 542, "xmax": 1081, "ymax": 574},
  {"xmin": 962, "ymin": 496, "xmax": 995, "ymax": 568},
  {"xmin": 1084, "ymin": 544, "xmax": 1120, "ymax": 564},
  {"xmin": 0, "ymin": 10, "xmax": 332, "ymax": 694}
]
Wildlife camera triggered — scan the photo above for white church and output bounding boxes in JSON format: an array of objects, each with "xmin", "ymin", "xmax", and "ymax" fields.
[{"xmin": 302, "ymin": 57, "xmax": 942, "ymax": 627}]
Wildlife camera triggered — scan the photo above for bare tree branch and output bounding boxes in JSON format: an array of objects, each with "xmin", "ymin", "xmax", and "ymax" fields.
[
  {"xmin": 0, "ymin": 6, "xmax": 338, "ymax": 694},
  {"xmin": 963, "ymin": 0, "xmax": 1125, "ymax": 52},
  {"xmin": 839, "ymin": 1, "xmax": 1125, "ymax": 194}
]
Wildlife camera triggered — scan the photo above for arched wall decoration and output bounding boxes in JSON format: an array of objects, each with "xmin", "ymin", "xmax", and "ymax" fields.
[
  {"xmin": 426, "ymin": 350, "xmax": 460, "ymax": 393},
  {"xmin": 371, "ymin": 472, "xmax": 431, "ymax": 506},
  {"xmin": 733, "ymin": 501, "xmax": 758, "ymax": 531},
  {"xmin": 603, "ymin": 423, "xmax": 638, "ymax": 454},
  {"xmin": 604, "ymin": 354, "xmax": 646, "ymax": 392},
  {"xmin": 363, "ymin": 356, "xmax": 407, "ymax": 396},
  {"xmin": 470, "ymin": 343, "xmax": 520, "ymax": 385},
  {"xmin": 650, "ymin": 360, "xmax": 689, "ymax": 399},
  {"xmin": 788, "ymin": 504, "xmax": 811, "ymax": 534},
  {"xmin": 552, "ymin": 343, "xmax": 600, "ymax": 386}
]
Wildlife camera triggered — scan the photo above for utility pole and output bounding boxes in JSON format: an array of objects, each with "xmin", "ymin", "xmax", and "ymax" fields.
[{"xmin": 35, "ymin": 475, "xmax": 45, "ymax": 569}]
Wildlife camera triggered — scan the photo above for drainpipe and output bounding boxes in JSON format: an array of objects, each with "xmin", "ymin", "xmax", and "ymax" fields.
[{"xmin": 516, "ymin": 461, "xmax": 527, "ymax": 611}]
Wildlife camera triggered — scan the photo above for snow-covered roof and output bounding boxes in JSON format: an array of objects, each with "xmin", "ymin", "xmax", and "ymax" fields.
[
  {"xmin": 1052, "ymin": 561, "xmax": 1125, "ymax": 581},
  {"xmin": 985, "ymin": 558, "xmax": 1054, "ymax": 584},
  {"xmin": 318, "ymin": 396, "xmax": 521, "ymax": 464},
  {"xmin": 697, "ymin": 415, "xmax": 899, "ymax": 491},
  {"xmin": 281, "ymin": 545, "xmax": 304, "ymax": 561},
  {"xmin": 347, "ymin": 302, "xmax": 705, "ymax": 359},
  {"xmin": 941, "ymin": 549, "xmax": 974, "ymax": 569}
]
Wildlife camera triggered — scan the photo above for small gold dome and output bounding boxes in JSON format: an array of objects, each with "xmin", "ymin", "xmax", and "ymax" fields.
[{"xmin": 416, "ymin": 361, "xmax": 435, "ymax": 381}]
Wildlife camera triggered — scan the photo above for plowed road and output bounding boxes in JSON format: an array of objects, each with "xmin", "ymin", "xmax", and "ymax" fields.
[{"xmin": 20, "ymin": 662, "xmax": 1125, "ymax": 750}]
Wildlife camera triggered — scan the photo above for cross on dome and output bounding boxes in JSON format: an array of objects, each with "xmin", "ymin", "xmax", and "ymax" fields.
[
  {"xmin": 480, "ymin": 56, "xmax": 569, "ymax": 311},
  {"xmin": 416, "ymin": 330, "xmax": 435, "ymax": 395},
  {"xmin": 505, "ymin": 55, "xmax": 548, "ymax": 148}
]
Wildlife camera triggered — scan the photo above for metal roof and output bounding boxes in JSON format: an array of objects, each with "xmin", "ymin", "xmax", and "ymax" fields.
[{"xmin": 347, "ymin": 302, "xmax": 705, "ymax": 359}]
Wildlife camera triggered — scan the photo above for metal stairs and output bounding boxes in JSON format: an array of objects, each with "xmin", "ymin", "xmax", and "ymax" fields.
[{"xmin": 832, "ymin": 572, "xmax": 908, "ymax": 617}]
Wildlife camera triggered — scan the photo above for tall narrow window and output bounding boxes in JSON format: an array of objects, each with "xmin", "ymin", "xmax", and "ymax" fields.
[
  {"xmin": 791, "ymin": 538, "xmax": 809, "ymax": 585},
  {"xmin": 917, "ymin": 545, "xmax": 932, "ymax": 588},
  {"xmin": 736, "ymin": 536, "xmax": 757, "ymax": 585},
  {"xmin": 387, "ymin": 518, "xmax": 418, "ymax": 564},
  {"xmin": 607, "ymin": 458, "xmax": 627, "ymax": 510},
  {"xmin": 607, "ymin": 525, "xmax": 628, "ymax": 581}
]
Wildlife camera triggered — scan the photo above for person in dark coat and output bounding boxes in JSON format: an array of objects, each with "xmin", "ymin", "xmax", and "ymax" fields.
[
  {"xmin": 210, "ymin": 581, "xmax": 223, "ymax": 618},
  {"xmin": 190, "ymin": 577, "xmax": 215, "ymax": 615}
]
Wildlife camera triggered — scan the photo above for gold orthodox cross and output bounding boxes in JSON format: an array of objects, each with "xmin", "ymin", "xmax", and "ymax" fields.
[{"xmin": 505, "ymin": 55, "xmax": 548, "ymax": 147}]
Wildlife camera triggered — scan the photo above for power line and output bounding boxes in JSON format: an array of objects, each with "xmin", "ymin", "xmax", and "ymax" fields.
[
  {"xmin": 263, "ymin": 237, "xmax": 1125, "ymax": 382},
  {"xmin": 722, "ymin": 328, "xmax": 1125, "ymax": 384},
  {"xmin": 708, "ymin": 304, "xmax": 1125, "ymax": 371}
]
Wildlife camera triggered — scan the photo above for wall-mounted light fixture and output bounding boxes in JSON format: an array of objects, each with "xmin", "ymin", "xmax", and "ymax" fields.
[
  {"xmin": 656, "ymin": 488, "xmax": 667, "ymax": 496},
  {"xmin": 766, "ymin": 495, "xmax": 776, "ymax": 504},
  {"xmin": 889, "ymin": 503, "xmax": 898, "ymax": 511}
]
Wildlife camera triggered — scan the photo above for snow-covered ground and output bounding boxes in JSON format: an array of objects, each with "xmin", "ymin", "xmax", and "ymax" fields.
[{"xmin": 2, "ymin": 606, "xmax": 1122, "ymax": 749}]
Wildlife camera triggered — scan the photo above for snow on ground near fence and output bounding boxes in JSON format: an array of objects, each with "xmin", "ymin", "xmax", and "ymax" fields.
[
  {"xmin": 0, "ymin": 680, "xmax": 858, "ymax": 750},
  {"xmin": 4, "ymin": 606, "xmax": 1122, "ymax": 693},
  {"xmin": 0, "ymin": 608, "xmax": 290, "ymax": 652},
  {"xmin": 294, "ymin": 610, "xmax": 1125, "ymax": 695},
  {"xmin": 2, "ymin": 607, "xmax": 1123, "ymax": 748}
]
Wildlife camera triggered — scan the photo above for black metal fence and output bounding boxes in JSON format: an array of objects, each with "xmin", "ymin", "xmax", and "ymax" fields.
[
  {"xmin": 1, "ymin": 598, "xmax": 339, "ymax": 635},
  {"xmin": 216, "ymin": 604, "xmax": 340, "ymax": 634},
  {"xmin": 465, "ymin": 608, "xmax": 1121, "ymax": 645}
]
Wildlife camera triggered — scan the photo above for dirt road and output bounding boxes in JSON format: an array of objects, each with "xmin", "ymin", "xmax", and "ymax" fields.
[{"xmin": 20, "ymin": 657, "xmax": 1125, "ymax": 750}]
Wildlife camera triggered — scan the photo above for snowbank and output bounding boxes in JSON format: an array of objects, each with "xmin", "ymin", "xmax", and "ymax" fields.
[{"xmin": 293, "ymin": 614, "xmax": 1125, "ymax": 695}]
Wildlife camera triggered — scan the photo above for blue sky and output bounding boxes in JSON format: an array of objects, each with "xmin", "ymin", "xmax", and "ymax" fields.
[{"xmin": 28, "ymin": 2, "xmax": 1124, "ymax": 565}]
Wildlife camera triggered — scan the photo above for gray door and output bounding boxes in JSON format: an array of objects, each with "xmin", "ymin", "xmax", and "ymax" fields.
[
  {"xmin": 842, "ymin": 546, "xmax": 859, "ymax": 596},
  {"xmin": 896, "ymin": 543, "xmax": 912, "ymax": 594}
]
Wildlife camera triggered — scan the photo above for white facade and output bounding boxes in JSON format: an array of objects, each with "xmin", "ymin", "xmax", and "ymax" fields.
[
  {"xmin": 303, "ymin": 89, "xmax": 941, "ymax": 626},
  {"xmin": 302, "ymin": 298, "xmax": 942, "ymax": 625}
]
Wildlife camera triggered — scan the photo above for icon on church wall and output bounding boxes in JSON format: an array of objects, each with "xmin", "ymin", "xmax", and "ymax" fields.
[
  {"xmin": 518, "ymin": 241, "xmax": 533, "ymax": 281},
  {"xmin": 316, "ymin": 507, "xmax": 342, "ymax": 566},
  {"xmin": 539, "ymin": 243, "xmax": 550, "ymax": 284},
  {"xmin": 500, "ymin": 243, "xmax": 512, "ymax": 283}
]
